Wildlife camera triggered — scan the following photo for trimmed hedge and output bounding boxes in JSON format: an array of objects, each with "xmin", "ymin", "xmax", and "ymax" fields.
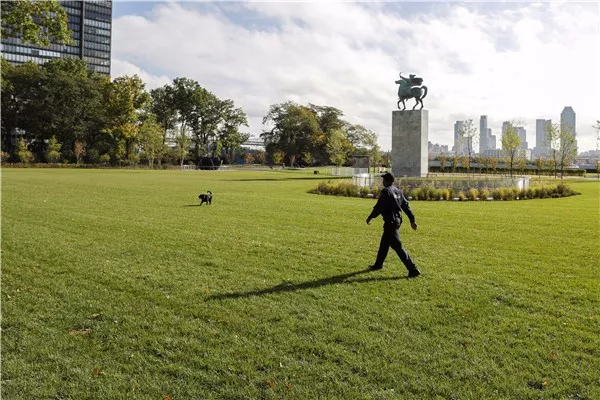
[{"xmin": 309, "ymin": 180, "xmax": 580, "ymax": 201}]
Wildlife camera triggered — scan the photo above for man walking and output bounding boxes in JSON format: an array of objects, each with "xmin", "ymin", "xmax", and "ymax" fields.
[{"xmin": 366, "ymin": 172, "xmax": 421, "ymax": 278}]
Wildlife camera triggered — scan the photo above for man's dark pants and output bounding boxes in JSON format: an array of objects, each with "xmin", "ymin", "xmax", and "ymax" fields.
[{"xmin": 374, "ymin": 221, "xmax": 416, "ymax": 270}]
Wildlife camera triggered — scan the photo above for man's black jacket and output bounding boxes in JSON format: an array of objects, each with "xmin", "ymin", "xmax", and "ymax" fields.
[{"xmin": 368, "ymin": 185, "xmax": 415, "ymax": 225}]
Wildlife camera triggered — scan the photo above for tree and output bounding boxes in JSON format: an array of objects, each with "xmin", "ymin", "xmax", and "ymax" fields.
[
  {"xmin": 460, "ymin": 155, "xmax": 470, "ymax": 174},
  {"xmin": 459, "ymin": 119, "xmax": 478, "ymax": 175},
  {"xmin": 451, "ymin": 154, "xmax": 459, "ymax": 173},
  {"xmin": 149, "ymin": 85, "xmax": 177, "ymax": 144},
  {"xmin": 74, "ymin": 140, "xmax": 85, "ymax": 165},
  {"xmin": 501, "ymin": 124, "xmax": 521, "ymax": 178},
  {"xmin": 542, "ymin": 122, "xmax": 577, "ymax": 179},
  {"xmin": 327, "ymin": 128, "xmax": 352, "ymax": 166},
  {"xmin": 534, "ymin": 157, "xmax": 544, "ymax": 177},
  {"xmin": 556, "ymin": 127, "xmax": 577, "ymax": 179},
  {"xmin": 217, "ymin": 100, "xmax": 249, "ymax": 160},
  {"xmin": 262, "ymin": 101, "xmax": 322, "ymax": 167},
  {"xmin": 381, "ymin": 151, "xmax": 391, "ymax": 168},
  {"xmin": 46, "ymin": 136, "xmax": 62, "ymax": 163},
  {"xmin": 1, "ymin": 0, "xmax": 73, "ymax": 47},
  {"xmin": 243, "ymin": 152, "xmax": 254, "ymax": 165},
  {"xmin": 481, "ymin": 156, "xmax": 491, "ymax": 174},
  {"xmin": 105, "ymin": 75, "xmax": 149, "ymax": 161},
  {"xmin": 545, "ymin": 158, "xmax": 556, "ymax": 178},
  {"xmin": 17, "ymin": 137, "xmax": 33, "ymax": 163},
  {"xmin": 490, "ymin": 157, "xmax": 499, "ymax": 175},
  {"xmin": 303, "ymin": 152, "xmax": 313, "ymax": 167},
  {"xmin": 345, "ymin": 123, "xmax": 380, "ymax": 170},
  {"xmin": 272, "ymin": 151, "xmax": 285, "ymax": 166},
  {"xmin": 439, "ymin": 154, "xmax": 447, "ymax": 175},
  {"xmin": 255, "ymin": 150, "xmax": 266, "ymax": 165},
  {"xmin": 175, "ymin": 125, "xmax": 191, "ymax": 168},
  {"xmin": 1, "ymin": 60, "xmax": 43, "ymax": 155},
  {"xmin": 138, "ymin": 115, "xmax": 166, "ymax": 168},
  {"xmin": 517, "ymin": 157, "xmax": 527, "ymax": 175}
]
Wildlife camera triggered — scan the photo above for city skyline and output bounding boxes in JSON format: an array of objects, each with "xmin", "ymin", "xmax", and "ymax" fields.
[{"xmin": 110, "ymin": 1, "xmax": 598, "ymax": 152}]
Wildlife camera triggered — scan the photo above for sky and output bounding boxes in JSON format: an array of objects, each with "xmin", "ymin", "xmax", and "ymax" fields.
[{"xmin": 111, "ymin": 1, "xmax": 600, "ymax": 152}]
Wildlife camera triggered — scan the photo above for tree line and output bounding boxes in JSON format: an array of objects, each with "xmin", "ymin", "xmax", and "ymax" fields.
[{"xmin": 1, "ymin": 57, "xmax": 383, "ymax": 168}]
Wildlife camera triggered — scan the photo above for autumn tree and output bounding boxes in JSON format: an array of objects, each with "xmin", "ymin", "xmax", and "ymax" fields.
[
  {"xmin": 501, "ymin": 124, "xmax": 521, "ymax": 178},
  {"xmin": 243, "ymin": 152, "xmax": 254, "ymax": 165},
  {"xmin": 438, "ymin": 154, "xmax": 446, "ymax": 175},
  {"xmin": 459, "ymin": 119, "xmax": 478, "ymax": 175}
]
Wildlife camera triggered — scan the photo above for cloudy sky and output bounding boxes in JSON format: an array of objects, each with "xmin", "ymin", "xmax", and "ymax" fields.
[{"xmin": 111, "ymin": 1, "xmax": 600, "ymax": 152}]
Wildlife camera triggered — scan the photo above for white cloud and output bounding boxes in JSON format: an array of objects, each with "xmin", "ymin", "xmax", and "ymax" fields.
[
  {"xmin": 112, "ymin": 2, "xmax": 600, "ymax": 151},
  {"xmin": 111, "ymin": 58, "xmax": 171, "ymax": 90}
]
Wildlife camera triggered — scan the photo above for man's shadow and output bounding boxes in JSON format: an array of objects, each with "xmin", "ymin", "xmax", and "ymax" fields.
[{"xmin": 206, "ymin": 269, "xmax": 407, "ymax": 301}]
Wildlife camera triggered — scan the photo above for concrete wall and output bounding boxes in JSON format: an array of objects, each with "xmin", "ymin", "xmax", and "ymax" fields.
[{"xmin": 392, "ymin": 110, "xmax": 429, "ymax": 177}]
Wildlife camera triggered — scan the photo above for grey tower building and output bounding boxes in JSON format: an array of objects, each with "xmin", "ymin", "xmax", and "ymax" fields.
[
  {"xmin": 517, "ymin": 127, "xmax": 527, "ymax": 150},
  {"xmin": 0, "ymin": 1, "xmax": 112, "ymax": 75},
  {"xmin": 488, "ymin": 128, "xmax": 496, "ymax": 150},
  {"xmin": 535, "ymin": 119, "xmax": 552, "ymax": 157},
  {"xmin": 454, "ymin": 121, "xmax": 465, "ymax": 155},
  {"xmin": 479, "ymin": 115, "xmax": 488, "ymax": 154},
  {"xmin": 560, "ymin": 106, "xmax": 577, "ymax": 152}
]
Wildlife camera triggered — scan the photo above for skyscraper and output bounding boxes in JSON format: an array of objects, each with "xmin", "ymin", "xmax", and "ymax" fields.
[
  {"xmin": 488, "ymin": 128, "xmax": 496, "ymax": 150},
  {"xmin": 454, "ymin": 121, "xmax": 470, "ymax": 155},
  {"xmin": 0, "ymin": 1, "xmax": 112, "ymax": 75},
  {"xmin": 517, "ymin": 127, "xmax": 527, "ymax": 150},
  {"xmin": 479, "ymin": 115, "xmax": 488, "ymax": 154},
  {"xmin": 560, "ymin": 106, "xmax": 577, "ymax": 152},
  {"xmin": 535, "ymin": 119, "xmax": 552, "ymax": 157}
]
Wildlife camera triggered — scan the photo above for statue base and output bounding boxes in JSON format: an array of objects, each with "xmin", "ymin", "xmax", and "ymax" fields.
[{"xmin": 391, "ymin": 110, "xmax": 429, "ymax": 178}]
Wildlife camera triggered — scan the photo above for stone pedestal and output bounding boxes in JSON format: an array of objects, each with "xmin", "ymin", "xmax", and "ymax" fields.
[{"xmin": 392, "ymin": 110, "xmax": 429, "ymax": 177}]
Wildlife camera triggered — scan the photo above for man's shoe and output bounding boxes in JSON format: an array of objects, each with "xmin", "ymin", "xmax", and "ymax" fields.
[
  {"xmin": 369, "ymin": 264, "xmax": 383, "ymax": 271},
  {"xmin": 407, "ymin": 268, "xmax": 421, "ymax": 278}
]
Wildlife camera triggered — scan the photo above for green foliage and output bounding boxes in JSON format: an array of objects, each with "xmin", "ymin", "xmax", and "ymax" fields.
[
  {"xmin": 16, "ymin": 137, "xmax": 33, "ymax": 163},
  {"xmin": 175, "ymin": 126, "xmax": 191, "ymax": 167},
  {"xmin": 138, "ymin": 114, "xmax": 166, "ymax": 168},
  {"xmin": 466, "ymin": 188, "xmax": 477, "ymax": 201},
  {"xmin": 45, "ymin": 136, "xmax": 62, "ymax": 163},
  {"xmin": 99, "ymin": 153, "xmax": 110, "ymax": 165},
  {"xmin": 1, "ymin": 0, "xmax": 73, "ymax": 46},
  {"xmin": 478, "ymin": 188, "xmax": 490, "ymax": 200},
  {"xmin": 311, "ymin": 180, "xmax": 580, "ymax": 202}
]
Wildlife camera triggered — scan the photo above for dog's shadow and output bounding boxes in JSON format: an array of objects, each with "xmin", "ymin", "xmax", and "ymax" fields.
[{"xmin": 184, "ymin": 204, "xmax": 202, "ymax": 207}]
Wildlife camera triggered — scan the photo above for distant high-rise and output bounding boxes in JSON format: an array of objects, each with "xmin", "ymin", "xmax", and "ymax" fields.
[
  {"xmin": 517, "ymin": 127, "xmax": 527, "ymax": 150},
  {"xmin": 560, "ymin": 106, "xmax": 577, "ymax": 152},
  {"xmin": 535, "ymin": 119, "xmax": 552, "ymax": 157},
  {"xmin": 488, "ymin": 128, "xmax": 496, "ymax": 150},
  {"xmin": 501, "ymin": 121, "xmax": 513, "ymax": 150},
  {"xmin": 0, "ymin": 1, "xmax": 112, "ymax": 75},
  {"xmin": 479, "ymin": 115, "xmax": 488, "ymax": 154},
  {"xmin": 454, "ymin": 121, "xmax": 464, "ymax": 155}
]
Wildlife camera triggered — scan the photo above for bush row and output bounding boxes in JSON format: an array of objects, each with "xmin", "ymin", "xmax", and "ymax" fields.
[{"xmin": 309, "ymin": 181, "xmax": 580, "ymax": 201}]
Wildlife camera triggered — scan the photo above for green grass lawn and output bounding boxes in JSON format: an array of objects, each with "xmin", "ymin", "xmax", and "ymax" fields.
[{"xmin": 2, "ymin": 168, "xmax": 599, "ymax": 399}]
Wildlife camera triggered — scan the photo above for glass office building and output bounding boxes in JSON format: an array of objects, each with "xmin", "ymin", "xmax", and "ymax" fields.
[{"xmin": 0, "ymin": 0, "xmax": 112, "ymax": 75}]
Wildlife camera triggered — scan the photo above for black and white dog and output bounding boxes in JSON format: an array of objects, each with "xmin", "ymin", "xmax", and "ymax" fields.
[{"xmin": 198, "ymin": 191, "xmax": 212, "ymax": 205}]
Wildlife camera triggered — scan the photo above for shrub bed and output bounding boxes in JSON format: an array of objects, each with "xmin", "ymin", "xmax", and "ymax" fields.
[{"xmin": 309, "ymin": 180, "xmax": 580, "ymax": 201}]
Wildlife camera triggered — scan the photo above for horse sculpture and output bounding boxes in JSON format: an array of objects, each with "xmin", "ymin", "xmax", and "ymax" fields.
[{"xmin": 395, "ymin": 72, "xmax": 428, "ymax": 111}]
